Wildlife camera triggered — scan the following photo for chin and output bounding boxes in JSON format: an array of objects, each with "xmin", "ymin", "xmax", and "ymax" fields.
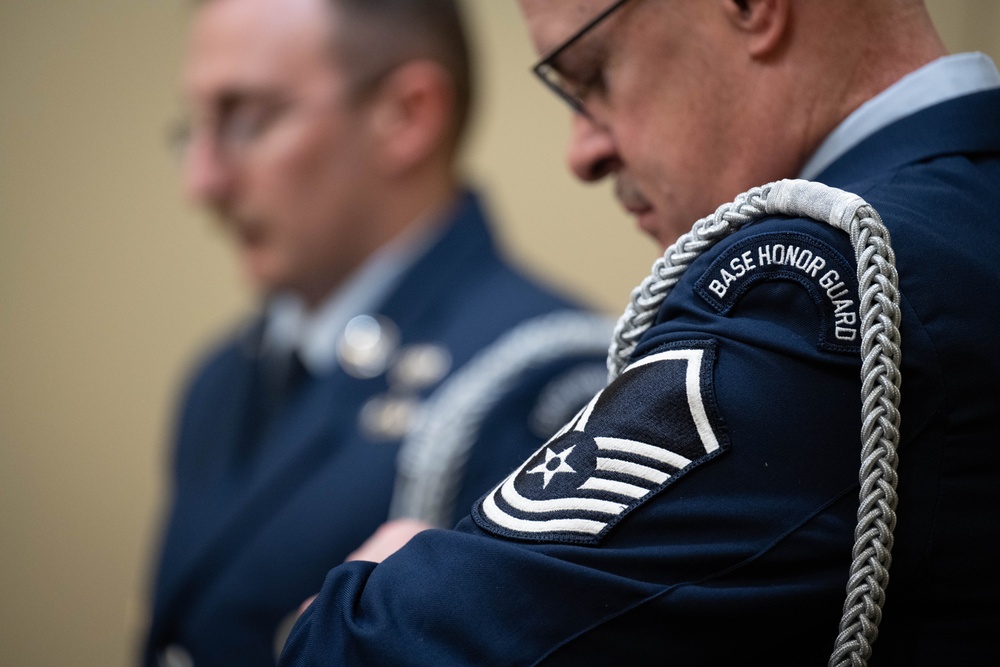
[
  {"xmin": 241, "ymin": 254, "xmax": 285, "ymax": 295},
  {"xmin": 648, "ymin": 213, "xmax": 692, "ymax": 250},
  {"xmin": 635, "ymin": 211, "xmax": 664, "ymax": 245}
]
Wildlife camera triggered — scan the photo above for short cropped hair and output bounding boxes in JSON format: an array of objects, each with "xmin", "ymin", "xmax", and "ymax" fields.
[{"xmin": 330, "ymin": 0, "xmax": 475, "ymax": 153}]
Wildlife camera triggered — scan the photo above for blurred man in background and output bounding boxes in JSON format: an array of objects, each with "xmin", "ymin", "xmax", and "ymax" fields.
[
  {"xmin": 144, "ymin": 0, "xmax": 608, "ymax": 664},
  {"xmin": 277, "ymin": 0, "xmax": 1000, "ymax": 664}
]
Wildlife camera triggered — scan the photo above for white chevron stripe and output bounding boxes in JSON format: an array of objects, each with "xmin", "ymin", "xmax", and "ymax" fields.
[
  {"xmin": 595, "ymin": 457, "xmax": 669, "ymax": 484},
  {"xmin": 499, "ymin": 473, "xmax": 627, "ymax": 515},
  {"xmin": 595, "ymin": 436, "xmax": 692, "ymax": 469},
  {"xmin": 573, "ymin": 388, "xmax": 604, "ymax": 432},
  {"xmin": 481, "ymin": 490, "xmax": 606, "ymax": 535},
  {"xmin": 579, "ymin": 476, "xmax": 650, "ymax": 499}
]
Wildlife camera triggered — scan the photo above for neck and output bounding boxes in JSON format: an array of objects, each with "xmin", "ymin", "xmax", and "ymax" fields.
[
  {"xmin": 378, "ymin": 162, "xmax": 460, "ymax": 250},
  {"xmin": 297, "ymin": 165, "xmax": 459, "ymax": 312},
  {"xmin": 787, "ymin": 0, "xmax": 948, "ymax": 174}
]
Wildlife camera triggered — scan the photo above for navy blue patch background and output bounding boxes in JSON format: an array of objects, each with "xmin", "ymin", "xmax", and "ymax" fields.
[
  {"xmin": 694, "ymin": 231, "xmax": 860, "ymax": 352},
  {"xmin": 474, "ymin": 341, "xmax": 729, "ymax": 545}
]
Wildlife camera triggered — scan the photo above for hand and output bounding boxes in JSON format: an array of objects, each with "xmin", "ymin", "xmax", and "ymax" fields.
[
  {"xmin": 344, "ymin": 518, "xmax": 434, "ymax": 564},
  {"xmin": 298, "ymin": 595, "xmax": 317, "ymax": 616}
]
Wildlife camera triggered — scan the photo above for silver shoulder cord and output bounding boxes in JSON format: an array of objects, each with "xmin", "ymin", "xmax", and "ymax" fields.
[
  {"xmin": 392, "ymin": 179, "xmax": 900, "ymax": 666},
  {"xmin": 390, "ymin": 310, "xmax": 614, "ymax": 529},
  {"xmin": 608, "ymin": 179, "xmax": 902, "ymax": 667}
]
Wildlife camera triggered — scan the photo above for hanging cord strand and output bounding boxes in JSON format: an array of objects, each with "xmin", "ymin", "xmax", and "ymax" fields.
[{"xmin": 606, "ymin": 179, "xmax": 902, "ymax": 667}]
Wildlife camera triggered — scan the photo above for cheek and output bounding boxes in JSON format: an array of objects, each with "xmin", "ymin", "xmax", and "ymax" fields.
[
  {"xmin": 619, "ymin": 122, "xmax": 720, "ymax": 244},
  {"xmin": 273, "ymin": 140, "xmax": 343, "ymax": 202},
  {"xmin": 617, "ymin": 119, "xmax": 676, "ymax": 199},
  {"xmin": 264, "ymin": 111, "xmax": 367, "ymax": 199},
  {"xmin": 632, "ymin": 98, "xmax": 729, "ymax": 195},
  {"xmin": 282, "ymin": 152, "xmax": 370, "ymax": 252},
  {"xmin": 260, "ymin": 139, "xmax": 360, "ymax": 231}
]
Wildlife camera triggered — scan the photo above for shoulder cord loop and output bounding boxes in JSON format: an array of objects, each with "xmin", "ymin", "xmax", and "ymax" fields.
[{"xmin": 607, "ymin": 179, "xmax": 902, "ymax": 667}]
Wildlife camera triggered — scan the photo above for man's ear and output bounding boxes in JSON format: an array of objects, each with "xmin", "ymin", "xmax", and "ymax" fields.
[
  {"xmin": 722, "ymin": 0, "xmax": 789, "ymax": 58},
  {"xmin": 368, "ymin": 60, "xmax": 454, "ymax": 176}
]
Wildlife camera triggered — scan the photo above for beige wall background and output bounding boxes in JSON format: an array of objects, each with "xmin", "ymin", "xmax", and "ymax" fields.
[{"xmin": 1, "ymin": 2, "xmax": 997, "ymax": 665}]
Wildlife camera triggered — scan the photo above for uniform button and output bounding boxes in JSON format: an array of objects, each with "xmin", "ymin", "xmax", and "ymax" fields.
[
  {"xmin": 389, "ymin": 344, "xmax": 451, "ymax": 391},
  {"xmin": 337, "ymin": 315, "xmax": 399, "ymax": 379},
  {"xmin": 360, "ymin": 395, "xmax": 420, "ymax": 441}
]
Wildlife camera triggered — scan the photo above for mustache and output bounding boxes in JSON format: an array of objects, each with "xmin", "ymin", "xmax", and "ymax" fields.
[{"xmin": 614, "ymin": 176, "xmax": 651, "ymax": 212}]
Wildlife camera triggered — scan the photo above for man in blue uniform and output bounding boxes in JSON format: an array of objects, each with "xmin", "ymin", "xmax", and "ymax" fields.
[
  {"xmin": 277, "ymin": 0, "xmax": 1000, "ymax": 664},
  {"xmin": 144, "ymin": 0, "xmax": 609, "ymax": 665}
]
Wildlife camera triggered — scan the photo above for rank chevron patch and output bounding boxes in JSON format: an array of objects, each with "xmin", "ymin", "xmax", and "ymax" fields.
[{"xmin": 473, "ymin": 341, "xmax": 728, "ymax": 544}]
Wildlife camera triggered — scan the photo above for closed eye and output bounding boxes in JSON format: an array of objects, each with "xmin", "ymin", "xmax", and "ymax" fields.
[{"xmin": 553, "ymin": 42, "xmax": 610, "ymax": 104}]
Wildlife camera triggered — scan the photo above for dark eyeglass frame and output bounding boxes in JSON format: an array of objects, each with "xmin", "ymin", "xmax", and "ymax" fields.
[{"xmin": 530, "ymin": 0, "xmax": 634, "ymax": 117}]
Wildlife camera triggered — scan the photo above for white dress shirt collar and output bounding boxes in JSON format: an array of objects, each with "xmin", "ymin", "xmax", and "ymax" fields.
[{"xmin": 262, "ymin": 204, "xmax": 451, "ymax": 375}]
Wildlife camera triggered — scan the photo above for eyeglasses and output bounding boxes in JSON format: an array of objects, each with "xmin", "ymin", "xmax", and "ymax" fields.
[
  {"xmin": 170, "ymin": 96, "xmax": 300, "ymax": 164},
  {"xmin": 531, "ymin": 0, "xmax": 634, "ymax": 118},
  {"xmin": 170, "ymin": 66, "xmax": 395, "ymax": 164}
]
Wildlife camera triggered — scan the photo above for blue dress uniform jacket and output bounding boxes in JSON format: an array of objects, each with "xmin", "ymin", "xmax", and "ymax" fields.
[
  {"xmin": 277, "ymin": 89, "xmax": 1000, "ymax": 665},
  {"xmin": 144, "ymin": 192, "xmax": 608, "ymax": 666}
]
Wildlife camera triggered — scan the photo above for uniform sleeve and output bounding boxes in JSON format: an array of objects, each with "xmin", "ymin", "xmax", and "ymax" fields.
[{"xmin": 279, "ymin": 218, "xmax": 867, "ymax": 665}]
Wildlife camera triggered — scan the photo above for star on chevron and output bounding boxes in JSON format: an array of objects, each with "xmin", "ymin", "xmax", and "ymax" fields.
[{"xmin": 527, "ymin": 445, "xmax": 577, "ymax": 488}]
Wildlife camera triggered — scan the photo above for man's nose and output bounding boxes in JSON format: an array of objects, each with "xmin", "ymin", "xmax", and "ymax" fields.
[
  {"xmin": 565, "ymin": 112, "xmax": 620, "ymax": 182},
  {"xmin": 182, "ymin": 132, "xmax": 235, "ymax": 208}
]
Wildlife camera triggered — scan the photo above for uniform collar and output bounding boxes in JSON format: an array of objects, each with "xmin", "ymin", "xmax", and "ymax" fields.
[
  {"xmin": 262, "ymin": 196, "xmax": 457, "ymax": 375},
  {"xmin": 800, "ymin": 52, "xmax": 1000, "ymax": 181}
]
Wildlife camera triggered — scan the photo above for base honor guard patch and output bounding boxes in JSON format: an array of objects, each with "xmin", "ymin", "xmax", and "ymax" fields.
[
  {"xmin": 473, "ymin": 341, "xmax": 728, "ymax": 544},
  {"xmin": 694, "ymin": 231, "xmax": 861, "ymax": 352}
]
